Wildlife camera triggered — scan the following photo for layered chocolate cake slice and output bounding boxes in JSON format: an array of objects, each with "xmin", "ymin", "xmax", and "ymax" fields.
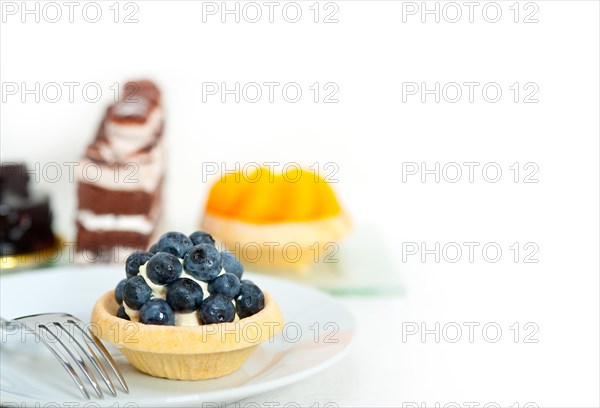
[{"xmin": 76, "ymin": 80, "xmax": 165, "ymax": 262}]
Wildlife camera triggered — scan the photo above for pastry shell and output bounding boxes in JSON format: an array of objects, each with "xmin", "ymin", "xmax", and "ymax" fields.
[
  {"xmin": 91, "ymin": 290, "xmax": 284, "ymax": 380},
  {"xmin": 201, "ymin": 212, "xmax": 352, "ymax": 271}
]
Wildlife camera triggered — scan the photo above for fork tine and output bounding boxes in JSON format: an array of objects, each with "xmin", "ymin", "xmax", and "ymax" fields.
[
  {"xmin": 39, "ymin": 324, "xmax": 104, "ymax": 399},
  {"xmin": 54, "ymin": 322, "xmax": 118, "ymax": 397},
  {"xmin": 68, "ymin": 319, "xmax": 129, "ymax": 393},
  {"xmin": 7, "ymin": 320, "xmax": 90, "ymax": 400}
]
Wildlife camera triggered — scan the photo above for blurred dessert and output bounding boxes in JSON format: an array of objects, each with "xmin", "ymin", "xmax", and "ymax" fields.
[
  {"xmin": 201, "ymin": 166, "xmax": 351, "ymax": 271},
  {"xmin": 76, "ymin": 80, "xmax": 165, "ymax": 262},
  {"xmin": 0, "ymin": 163, "xmax": 57, "ymax": 266}
]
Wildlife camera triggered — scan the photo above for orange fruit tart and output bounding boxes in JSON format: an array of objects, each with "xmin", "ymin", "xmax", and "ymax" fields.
[{"xmin": 201, "ymin": 167, "xmax": 352, "ymax": 271}]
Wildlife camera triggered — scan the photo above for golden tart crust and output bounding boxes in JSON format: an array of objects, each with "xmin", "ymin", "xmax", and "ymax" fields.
[
  {"xmin": 201, "ymin": 212, "xmax": 352, "ymax": 270},
  {"xmin": 91, "ymin": 290, "xmax": 284, "ymax": 380}
]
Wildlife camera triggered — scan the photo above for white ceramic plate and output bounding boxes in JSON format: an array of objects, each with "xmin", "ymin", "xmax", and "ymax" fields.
[{"xmin": 0, "ymin": 265, "xmax": 355, "ymax": 407}]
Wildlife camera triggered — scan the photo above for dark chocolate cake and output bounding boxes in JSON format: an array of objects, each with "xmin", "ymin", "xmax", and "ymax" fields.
[{"xmin": 0, "ymin": 163, "xmax": 56, "ymax": 256}]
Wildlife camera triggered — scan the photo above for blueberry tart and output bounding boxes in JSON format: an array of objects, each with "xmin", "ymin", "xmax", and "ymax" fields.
[{"xmin": 91, "ymin": 230, "xmax": 284, "ymax": 380}]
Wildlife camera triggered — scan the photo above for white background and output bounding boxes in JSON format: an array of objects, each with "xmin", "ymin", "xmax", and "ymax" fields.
[{"xmin": 1, "ymin": 1, "xmax": 599, "ymax": 406}]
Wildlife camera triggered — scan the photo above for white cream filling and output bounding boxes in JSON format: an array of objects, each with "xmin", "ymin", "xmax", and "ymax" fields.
[
  {"xmin": 105, "ymin": 108, "xmax": 163, "ymax": 155},
  {"xmin": 112, "ymin": 98, "xmax": 151, "ymax": 118},
  {"xmin": 78, "ymin": 139, "xmax": 165, "ymax": 193},
  {"xmin": 123, "ymin": 303, "xmax": 140, "ymax": 322},
  {"xmin": 77, "ymin": 211, "xmax": 155, "ymax": 234},
  {"xmin": 122, "ymin": 259, "xmax": 231, "ymax": 326},
  {"xmin": 175, "ymin": 311, "xmax": 200, "ymax": 326}
]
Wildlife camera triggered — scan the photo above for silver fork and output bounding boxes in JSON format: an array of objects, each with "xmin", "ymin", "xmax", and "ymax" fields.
[{"xmin": 0, "ymin": 313, "xmax": 129, "ymax": 399}]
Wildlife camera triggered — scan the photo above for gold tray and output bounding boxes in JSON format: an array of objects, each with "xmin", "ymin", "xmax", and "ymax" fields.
[{"xmin": 0, "ymin": 235, "xmax": 64, "ymax": 274}]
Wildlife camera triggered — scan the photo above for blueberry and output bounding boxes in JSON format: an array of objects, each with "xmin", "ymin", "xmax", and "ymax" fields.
[
  {"xmin": 235, "ymin": 281, "xmax": 265, "ymax": 319},
  {"xmin": 200, "ymin": 294, "xmax": 235, "ymax": 325},
  {"xmin": 125, "ymin": 251, "xmax": 153, "ymax": 279},
  {"xmin": 117, "ymin": 304, "xmax": 130, "ymax": 321},
  {"xmin": 156, "ymin": 231, "xmax": 193, "ymax": 258},
  {"xmin": 123, "ymin": 275, "xmax": 152, "ymax": 310},
  {"xmin": 166, "ymin": 278, "xmax": 203, "ymax": 312},
  {"xmin": 221, "ymin": 252, "xmax": 243, "ymax": 279},
  {"xmin": 183, "ymin": 244, "xmax": 222, "ymax": 282},
  {"xmin": 139, "ymin": 299, "xmax": 175, "ymax": 326},
  {"xmin": 189, "ymin": 231, "xmax": 216, "ymax": 247},
  {"xmin": 148, "ymin": 243, "xmax": 159, "ymax": 254},
  {"xmin": 208, "ymin": 273, "xmax": 241, "ymax": 298},
  {"xmin": 146, "ymin": 252, "xmax": 182, "ymax": 285},
  {"xmin": 114, "ymin": 278, "xmax": 127, "ymax": 304}
]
